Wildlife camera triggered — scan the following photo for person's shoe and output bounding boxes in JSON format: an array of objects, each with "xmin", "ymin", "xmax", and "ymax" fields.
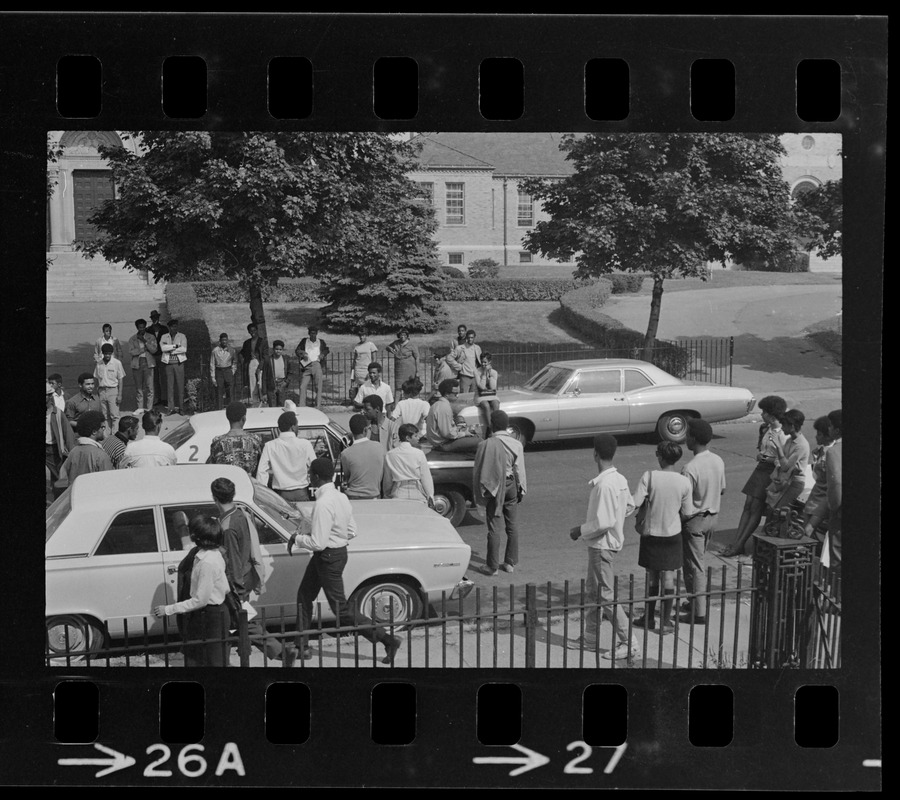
[
  {"xmin": 679, "ymin": 600, "xmax": 692, "ymax": 613},
  {"xmin": 632, "ymin": 615, "xmax": 656, "ymax": 630},
  {"xmin": 500, "ymin": 563, "xmax": 514, "ymax": 573},
  {"xmin": 299, "ymin": 646, "xmax": 314, "ymax": 660},
  {"xmin": 381, "ymin": 636, "xmax": 403, "ymax": 664},
  {"xmin": 566, "ymin": 635, "xmax": 599, "ymax": 651},
  {"xmin": 657, "ymin": 622, "xmax": 676, "ymax": 635},
  {"xmin": 481, "ymin": 566, "xmax": 499, "ymax": 576},
  {"xmin": 720, "ymin": 546, "xmax": 743, "ymax": 558},
  {"xmin": 281, "ymin": 646, "xmax": 298, "ymax": 668},
  {"xmin": 603, "ymin": 642, "xmax": 637, "ymax": 661},
  {"xmin": 678, "ymin": 613, "xmax": 708, "ymax": 625}
]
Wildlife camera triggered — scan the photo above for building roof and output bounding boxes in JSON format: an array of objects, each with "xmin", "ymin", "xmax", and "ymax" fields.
[{"xmin": 411, "ymin": 132, "xmax": 576, "ymax": 177}]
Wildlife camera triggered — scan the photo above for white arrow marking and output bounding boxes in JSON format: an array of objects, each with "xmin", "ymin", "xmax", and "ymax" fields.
[
  {"xmin": 58, "ymin": 742, "xmax": 136, "ymax": 778},
  {"xmin": 473, "ymin": 743, "xmax": 550, "ymax": 777}
]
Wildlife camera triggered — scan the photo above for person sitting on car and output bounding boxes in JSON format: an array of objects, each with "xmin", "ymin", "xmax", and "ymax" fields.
[
  {"xmin": 340, "ymin": 414, "xmax": 388, "ymax": 500},
  {"xmin": 425, "ymin": 379, "xmax": 480, "ymax": 454}
]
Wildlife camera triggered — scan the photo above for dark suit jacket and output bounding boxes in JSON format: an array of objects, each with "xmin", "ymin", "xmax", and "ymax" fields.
[
  {"xmin": 260, "ymin": 354, "xmax": 295, "ymax": 393},
  {"xmin": 295, "ymin": 337, "xmax": 330, "ymax": 370}
]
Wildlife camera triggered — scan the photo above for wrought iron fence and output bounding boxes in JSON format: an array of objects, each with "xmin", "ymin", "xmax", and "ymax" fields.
[{"xmin": 46, "ymin": 565, "xmax": 759, "ymax": 669}]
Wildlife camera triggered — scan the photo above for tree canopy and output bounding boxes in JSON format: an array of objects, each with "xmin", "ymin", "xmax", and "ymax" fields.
[
  {"xmin": 792, "ymin": 178, "xmax": 842, "ymax": 260},
  {"xmin": 522, "ymin": 133, "xmax": 798, "ymax": 356},
  {"xmin": 82, "ymin": 131, "xmax": 447, "ymax": 340}
]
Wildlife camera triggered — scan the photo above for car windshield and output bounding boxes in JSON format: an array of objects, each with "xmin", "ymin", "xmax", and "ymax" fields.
[
  {"xmin": 252, "ymin": 479, "xmax": 305, "ymax": 528},
  {"xmin": 523, "ymin": 365, "xmax": 574, "ymax": 394},
  {"xmin": 45, "ymin": 490, "xmax": 72, "ymax": 543},
  {"xmin": 161, "ymin": 420, "xmax": 196, "ymax": 449}
]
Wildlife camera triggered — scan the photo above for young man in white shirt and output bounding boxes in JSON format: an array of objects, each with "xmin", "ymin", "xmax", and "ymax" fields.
[
  {"xmin": 353, "ymin": 362, "xmax": 394, "ymax": 412},
  {"xmin": 119, "ymin": 409, "xmax": 177, "ymax": 468},
  {"xmin": 93, "ymin": 343, "xmax": 126, "ymax": 433},
  {"xmin": 295, "ymin": 326, "xmax": 329, "ymax": 409},
  {"xmin": 255, "ymin": 411, "xmax": 316, "ymax": 502},
  {"xmin": 159, "ymin": 319, "xmax": 188, "ymax": 414},
  {"xmin": 567, "ymin": 433, "xmax": 636, "ymax": 661},
  {"xmin": 287, "ymin": 458, "xmax": 403, "ymax": 664}
]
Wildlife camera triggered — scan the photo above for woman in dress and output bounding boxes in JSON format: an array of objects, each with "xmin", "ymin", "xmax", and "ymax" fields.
[
  {"xmin": 384, "ymin": 423, "xmax": 435, "ymax": 505},
  {"xmin": 765, "ymin": 408, "xmax": 811, "ymax": 517},
  {"xmin": 153, "ymin": 514, "xmax": 231, "ymax": 667},
  {"xmin": 631, "ymin": 442, "xmax": 693, "ymax": 634},
  {"xmin": 385, "ymin": 328, "xmax": 419, "ymax": 397}
]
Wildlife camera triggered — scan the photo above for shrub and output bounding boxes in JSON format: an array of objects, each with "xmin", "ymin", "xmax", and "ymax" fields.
[
  {"xmin": 439, "ymin": 265, "xmax": 467, "ymax": 279},
  {"xmin": 607, "ymin": 273, "xmax": 647, "ymax": 293},
  {"xmin": 467, "ymin": 258, "xmax": 501, "ymax": 279},
  {"xmin": 192, "ymin": 280, "xmax": 324, "ymax": 303},
  {"xmin": 739, "ymin": 250, "xmax": 810, "ymax": 273},
  {"xmin": 440, "ymin": 277, "xmax": 596, "ymax": 302}
]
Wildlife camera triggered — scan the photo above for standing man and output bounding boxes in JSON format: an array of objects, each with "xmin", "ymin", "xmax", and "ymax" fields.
[
  {"xmin": 295, "ymin": 326, "xmax": 330, "ymax": 408},
  {"xmin": 210, "ymin": 332, "xmax": 238, "ymax": 410},
  {"xmin": 679, "ymin": 418, "xmax": 726, "ymax": 624},
  {"xmin": 93, "ymin": 323, "xmax": 123, "ymax": 364},
  {"xmin": 128, "ymin": 318, "xmax": 157, "ymax": 411},
  {"xmin": 119, "ymin": 409, "xmax": 177, "ymax": 468},
  {"xmin": 47, "ymin": 373, "xmax": 67, "ymax": 412},
  {"xmin": 446, "ymin": 329, "xmax": 482, "ymax": 394},
  {"xmin": 58, "ymin": 411, "xmax": 113, "ymax": 487},
  {"xmin": 65, "ymin": 372, "xmax": 102, "ymax": 431},
  {"xmin": 566, "ymin": 434, "xmax": 637, "ymax": 661},
  {"xmin": 211, "ymin": 477, "xmax": 297, "ymax": 666},
  {"xmin": 450, "ymin": 323, "xmax": 468, "ymax": 353},
  {"xmin": 353, "ymin": 362, "xmax": 394, "ymax": 412},
  {"xmin": 385, "ymin": 328, "xmax": 419, "ymax": 397},
  {"xmin": 147, "ymin": 310, "xmax": 169, "ymax": 409},
  {"xmin": 425, "ymin": 379, "xmax": 480, "ymax": 454},
  {"xmin": 102, "ymin": 415, "xmax": 139, "ymax": 469},
  {"xmin": 94, "ymin": 343, "xmax": 126, "ymax": 432},
  {"xmin": 159, "ymin": 319, "xmax": 188, "ymax": 414},
  {"xmin": 473, "ymin": 410, "xmax": 526, "ymax": 574},
  {"xmin": 288, "ymin": 458, "xmax": 403, "ymax": 664},
  {"xmin": 46, "ymin": 382, "xmax": 76, "ymax": 492},
  {"xmin": 210, "ymin": 401, "xmax": 264, "ymax": 476},
  {"xmin": 825, "ymin": 409, "xmax": 842, "ymax": 571},
  {"xmin": 361, "ymin": 395, "xmax": 397, "ymax": 453},
  {"xmin": 256, "ymin": 411, "xmax": 316, "ymax": 502},
  {"xmin": 239, "ymin": 323, "xmax": 267, "ymax": 406},
  {"xmin": 262, "ymin": 340, "xmax": 295, "ymax": 408},
  {"xmin": 340, "ymin": 415, "xmax": 388, "ymax": 500}
]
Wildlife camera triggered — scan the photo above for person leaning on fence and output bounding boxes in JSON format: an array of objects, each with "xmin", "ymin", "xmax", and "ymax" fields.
[
  {"xmin": 721, "ymin": 395, "xmax": 788, "ymax": 558},
  {"xmin": 566, "ymin": 434, "xmax": 636, "ymax": 660},
  {"xmin": 384, "ymin": 423, "xmax": 434, "ymax": 505},
  {"xmin": 287, "ymin": 457, "xmax": 403, "ymax": 664},
  {"xmin": 153, "ymin": 514, "xmax": 231, "ymax": 668},
  {"xmin": 802, "ymin": 415, "xmax": 836, "ymax": 543},
  {"xmin": 764, "ymin": 409, "xmax": 811, "ymax": 520},
  {"xmin": 679, "ymin": 419, "xmax": 726, "ymax": 624},
  {"xmin": 474, "ymin": 410, "xmax": 525, "ymax": 576}
]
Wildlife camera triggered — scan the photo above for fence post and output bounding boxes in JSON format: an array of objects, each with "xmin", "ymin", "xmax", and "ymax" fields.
[
  {"xmin": 237, "ymin": 610, "xmax": 250, "ymax": 668},
  {"xmin": 524, "ymin": 583, "xmax": 537, "ymax": 669},
  {"xmin": 728, "ymin": 336, "xmax": 734, "ymax": 386}
]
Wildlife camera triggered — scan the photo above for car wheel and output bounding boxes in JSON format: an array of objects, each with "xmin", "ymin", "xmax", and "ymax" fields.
[
  {"xmin": 351, "ymin": 579, "xmax": 424, "ymax": 629},
  {"xmin": 657, "ymin": 412, "xmax": 692, "ymax": 443},
  {"xmin": 432, "ymin": 489, "xmax": 467, "ymax": 527},
  {"xmin": 46, "ymin": 615, "xmax": 106, "ymax": 659}
]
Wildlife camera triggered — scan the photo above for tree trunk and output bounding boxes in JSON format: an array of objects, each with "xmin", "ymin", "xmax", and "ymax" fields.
[
  {"xmin": 642, "ymin": 274, "xmax": 665, "ymax": 362},
  {"xmin": 248, "ymin": 281, "xmax": 269, "ymax": 351}
]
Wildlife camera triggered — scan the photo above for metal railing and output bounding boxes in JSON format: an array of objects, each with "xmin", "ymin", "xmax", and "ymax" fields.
[{"xmin": 46, "ymin": 565, "xmax": 761, "ymax": 669}]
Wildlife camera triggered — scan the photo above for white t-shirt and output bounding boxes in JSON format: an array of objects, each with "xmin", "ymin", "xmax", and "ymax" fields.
[{"xmin": 391, "ymin": 397, "xmax": 431, "ymax": 435}]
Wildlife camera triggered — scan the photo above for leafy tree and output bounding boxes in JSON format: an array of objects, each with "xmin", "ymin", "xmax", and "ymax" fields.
[
  {"xmin": 81, "ymin": 131, "xmax": 446, "ymax": 348},
  {"xmin": 792, "ymin": 178, "xmax": 842, "ymax": 259},
  {"xmin": 46, "ymin": 134, "xmax": 64, "ymax": 270},
  {"xmin": 522, "ymin": 133, "xmax": 797, "ymax": 359}
]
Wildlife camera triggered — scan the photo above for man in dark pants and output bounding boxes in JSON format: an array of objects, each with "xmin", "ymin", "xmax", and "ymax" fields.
[{"xmin": 288, "ymin": 458, "xmax": 403, "ymax": 664}]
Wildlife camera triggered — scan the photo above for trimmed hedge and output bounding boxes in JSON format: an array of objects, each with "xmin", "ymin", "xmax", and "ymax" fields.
[
  {"xmin": 607, "ymin": 273, "xmax": 647, "ymax": 293},
  {"xmin": 739, "ymin": 250, "xmax": 811, "ymax": 273},
  {"xmin": 440, "ymin": 277, "xmax": 596, "ymax": 301},
  {"xmin": 559, "ymin": 282, "xmax": 693, "ymax": 378},
  {"xmin": 193, "ymin": 280, "xmax": 324, "ymax": 303},
  {"xmin": 438, "ymin": 265, "xmax": 467, "ymax": 279},
  {"xmin": 164, "ymin": 282, "xmax": 215, "ymax": 412}
]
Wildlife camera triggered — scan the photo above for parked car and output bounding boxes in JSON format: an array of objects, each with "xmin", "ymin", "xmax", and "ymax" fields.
[
  {"xmin": 161, "ymin": 407, "xmax": 477, "ymax": 526},
  {"xmin": 45, "ymin": 465, "xmax": 474, "ymax": 659},
  {"xmin": 456, "ymin": 359, "xmax": 755, "ymax": 444}
]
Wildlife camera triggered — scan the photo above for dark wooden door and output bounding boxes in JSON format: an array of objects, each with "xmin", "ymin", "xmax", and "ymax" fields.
[{"xmin": 73, "ymin": 169, "xmax": 114, "ymax": 242}]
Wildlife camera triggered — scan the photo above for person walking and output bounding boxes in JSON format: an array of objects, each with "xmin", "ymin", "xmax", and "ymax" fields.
[
  {"xmin": 147, "ymin": 310, "xmax": 169, "ymax": 408},
  {"xmin": 566, "ymin": 434, "xmax": 636, "ymax": 660},
  {"xmin": 255, "ymin": 411, "xmax": 316, "ymax": 502},
  {"xmin": 93, "ymin": 343, "xmax": 126, "ymax": 433},
  {"xmin": 261, "ymin": 340, "xmax": 295, "ymax": 409},
  {"xmin": 64, "ymin": 372, "xmax": 102, "ymax": 431},
  {"xmin": 209, "ymin": 401, "xmax": 264, "ymax": 476},
  {"xmin": 631, "ymin": 442, "xmax": 694, "ymax": 635},
  {"xmin": 119, "ymin": 409, "xmax": 177, "ymax": 468},
  {"xmin": 678, "ymin": 419, "xmax": 726, "ymax": 624},
  {"xmin": 384, "ymin": 424, "xmax": 434, "ymax": 505},
  {"xmin": 385, "ymin": 328, "xmax": 419, "ymax": 397},
  {"xmin": 340, "ymin": 415, "xmax": 388, "ymax": 500},
  {"xmin": 153, "ymin": 514, "xmax": 231, "ymax": 668},
  {"xmin": 211, "ymin": 477, "xmax": 297, "ymax": 666},
  {"xmin": 128, "ymin": 318, "xmax": 158, "ymax": 411},
  {"xmin": 288, "ymin": 458, "xmax": 403, "ymax": 664},
  {"xmin": 446, "ymin": 329, "xmax": 482, "ymax": 394},
  {"xmin": 721, "ymin": 395, "xmax": 788, "ymax": 558},
  {"xmin": 159, "ymin": 319, "xmax": 188, "ymax": 414},
  {"xmin": 473, "ymin": 410, "xmax": 525, "ymax": 575},
  {"xmin": 295, "ymin": 326, "xmax": 330, "ymax": 408},
  {"xmin": 209, "ymin": 333, "xmax": 238, "ymax": 410},
  {"xmin": 350, "ymin": 329, "xmax": 379, "ymax": 396},
  {"xmin": 102, "ymin": 415, "xmax": 139, "ymax": 469}
]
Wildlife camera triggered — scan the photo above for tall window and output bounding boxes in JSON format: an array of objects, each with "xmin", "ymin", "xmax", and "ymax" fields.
[
  {"xmin": 517, "ymin": 190, "xmax": 533, "ymax": 227},
  {"xmin": 445, "ymin": 182, "xmax": 465, "ymax": 225},
  {"xmin": 416, "ymin": 181, "xmax": 434, "ymax": 206}
]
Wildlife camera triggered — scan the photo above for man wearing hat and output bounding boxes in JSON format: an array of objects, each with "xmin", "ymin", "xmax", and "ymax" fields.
[
  {"xmin": 288, "ymin": 457, "xmax": 403, "ymax": 664},
  {"xmin": 46, "ymin": 381, "xmax": 76, "ymax": 496},
  {"xmin": 147, "ymin": 310, "xmax": 169, "ymax": 408},
  {"xmin": 295, "ymin": 326, "xmax": 329, "ymax": 409}
]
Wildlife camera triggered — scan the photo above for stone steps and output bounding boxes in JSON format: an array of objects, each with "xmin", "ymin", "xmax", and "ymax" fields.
[{"xmin": 47, "ymin": 253, "xmax": 165, "ymax": 301}]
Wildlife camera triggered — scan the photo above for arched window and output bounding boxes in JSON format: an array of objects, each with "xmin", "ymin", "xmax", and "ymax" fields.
[{"xmin": 791, "ymin": 178, "xmax": 821, "ymax": 201}]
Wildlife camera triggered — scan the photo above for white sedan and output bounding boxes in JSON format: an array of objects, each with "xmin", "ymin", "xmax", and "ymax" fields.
[{"xmin": 45, "ymin": 465, "xmax": 473, "ymax": 659}]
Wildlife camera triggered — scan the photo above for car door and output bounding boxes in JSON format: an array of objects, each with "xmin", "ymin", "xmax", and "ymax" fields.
[
  {"xmin": 559, "ymin": 368, "xmax": 629, "ymax": 436},
  {"xmin": 159, "ymin": 502, "xmax": 220, "ymax": 606},
  {"xmin": 89, "ymin": 508, "xmax": 170, "ymax": 637},
  {"xmin": 296, "ymin": 425, "xmax": 347, "ymax": 490}
]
